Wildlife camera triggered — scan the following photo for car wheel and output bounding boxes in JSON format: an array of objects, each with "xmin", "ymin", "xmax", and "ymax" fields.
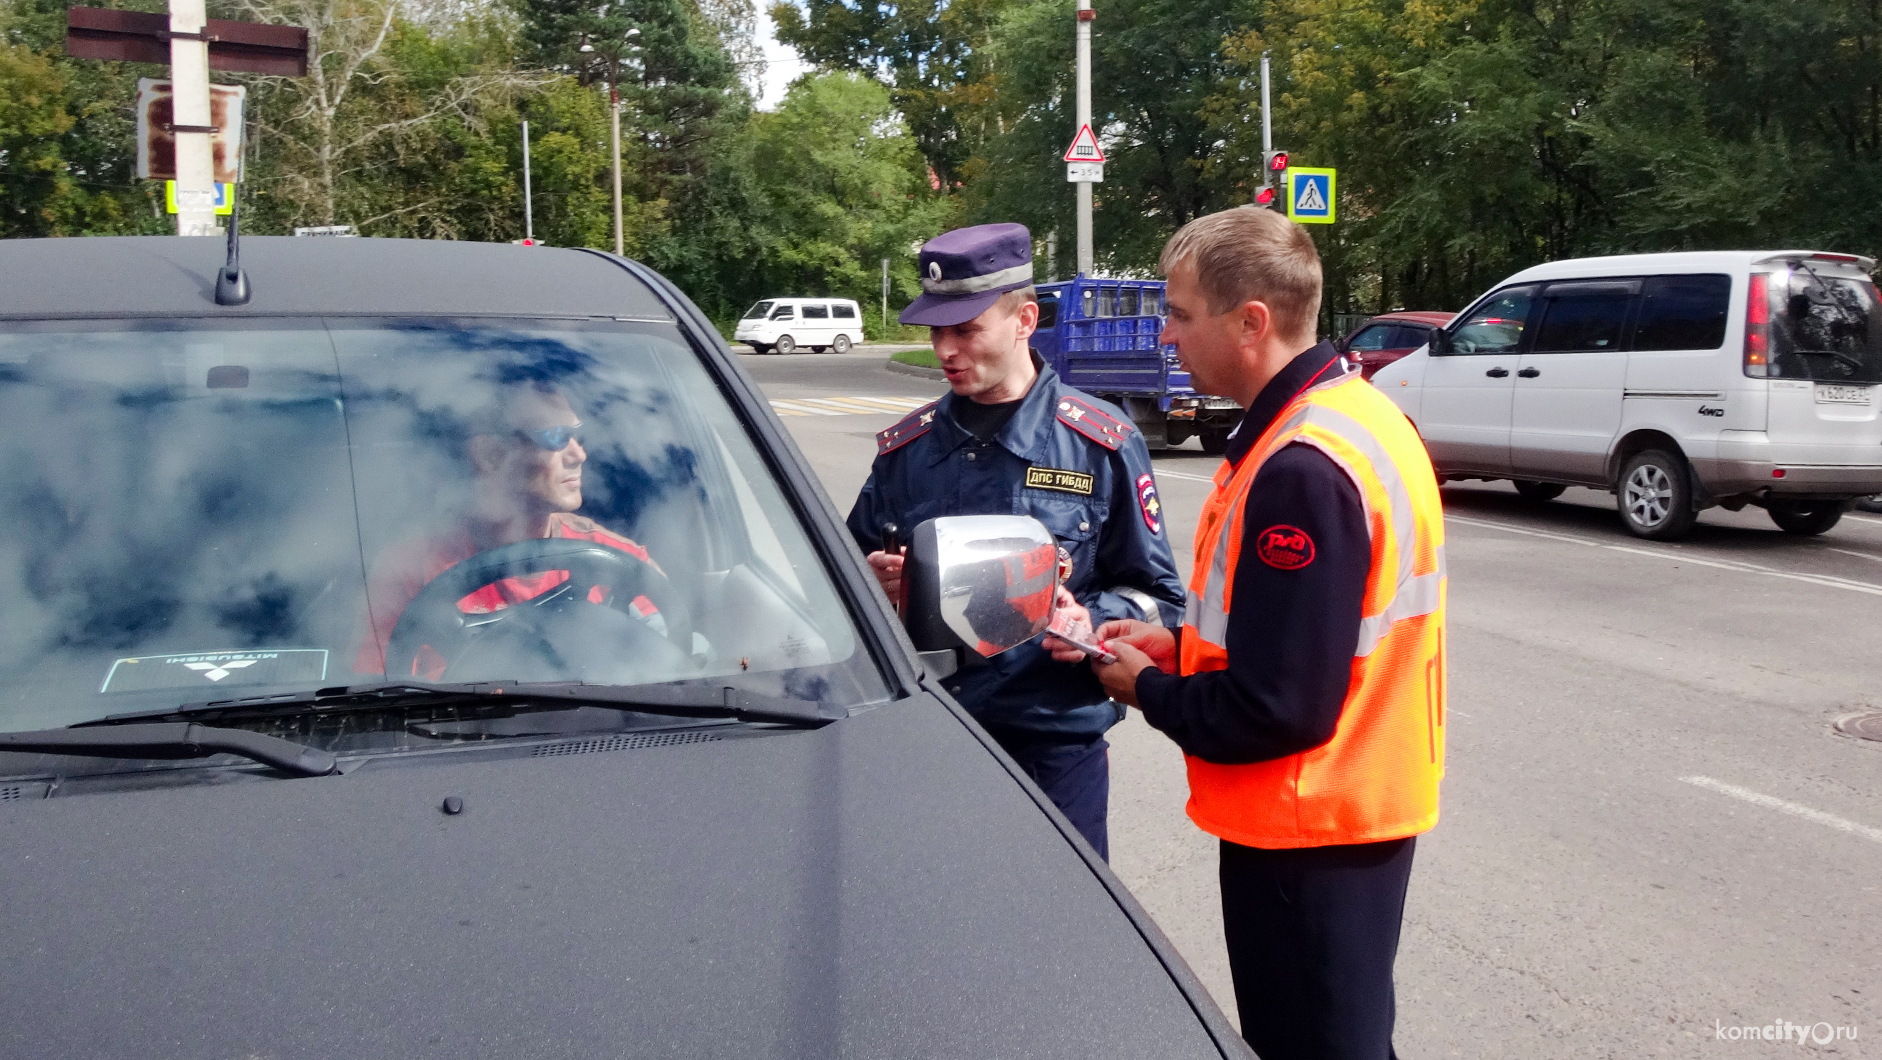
[
  {"xmin": 1854, "ymin": 494, "xmax": 1882, "ymax": 513},
  {"xmin": 747, "ymin": 343, "xmax": 769, "ymax": 355},
  {"xmin": 1618, "ymin": 450, "xmax": 1698, "ymax": 540},
  {"xmin": 1199, "ymin": 427, "xmax": 1231, "ymax": 456},
  {"xmin": 832, "ymin": 334, "xmax": 852, "ymax": 354},
  {"xmin": 774, "ymin": 334, "xmax": 796, "ymax": 355},
  {"xmin": 1513, "ymin": 480, "xmax": 1567, "ymax": 502},
  {"xmin": 1766, "ymin": 499, "xmax": 1847, "ymax": 536}
]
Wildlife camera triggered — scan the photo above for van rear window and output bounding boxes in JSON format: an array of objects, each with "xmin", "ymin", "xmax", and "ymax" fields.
[
  {"xmin": 832, "ymin": 304, "xmax": 856, "ymax": 319},
  {"xmin": 1765, "ymin": 266, "xmax": 1882, "ymax": 383},
  {"xmin": 1633, "ymin": 275, "xmax": 1730, "ymax": 351}
]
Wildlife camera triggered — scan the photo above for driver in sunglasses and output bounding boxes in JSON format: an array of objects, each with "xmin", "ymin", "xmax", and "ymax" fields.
[{"xmin": 353, "ymin": 383, "xmax": 665, "ymax": 678}]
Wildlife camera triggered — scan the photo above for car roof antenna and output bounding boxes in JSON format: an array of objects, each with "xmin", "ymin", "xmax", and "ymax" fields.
[{"xmin": 214, "ymin": 196, "xmax": 251, "ymax": 306}]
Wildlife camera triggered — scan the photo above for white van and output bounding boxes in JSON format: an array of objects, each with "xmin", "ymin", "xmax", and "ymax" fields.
[
  {"xmin": 1372, "ymin": 251, "xmax": 1882, "ymax": 540},
  {"xmin": 734, "ymin": 297, "xmax": 866, "ymax": 355}
]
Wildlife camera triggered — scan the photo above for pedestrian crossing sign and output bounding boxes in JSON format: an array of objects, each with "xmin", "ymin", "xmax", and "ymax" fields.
[{"xmin": 1286, "ymin": 167, "xmax": 1336, "ymax": 224}]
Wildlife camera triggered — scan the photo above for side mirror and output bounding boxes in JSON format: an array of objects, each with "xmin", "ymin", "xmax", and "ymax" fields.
[
  {"xmin": 902, "ymin": 515, "xmax": 1059, "ymax": 659},
  {"xmin": 1428, "ymin": 329, "xmax": 1451, "ymax": 355}
]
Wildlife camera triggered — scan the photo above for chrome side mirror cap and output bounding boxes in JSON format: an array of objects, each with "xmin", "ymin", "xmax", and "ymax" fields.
[{"xmin": 902, "ymin": 515, "xmax": 1059, "ymax": 658}]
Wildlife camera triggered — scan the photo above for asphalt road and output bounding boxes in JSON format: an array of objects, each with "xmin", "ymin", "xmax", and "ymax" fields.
[{"xmin": 744, "ymin": 348, "xmax": 1882, "ymax": 1059}]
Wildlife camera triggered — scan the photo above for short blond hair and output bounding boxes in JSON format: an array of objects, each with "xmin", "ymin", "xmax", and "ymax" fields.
[
  {"xmin": 1159, "ymin": 207, "xmax": 1322, "ymax": 341},
  {"xmin": 993, "ymin": 285, "xmax": 1039, "ymax": 316}
]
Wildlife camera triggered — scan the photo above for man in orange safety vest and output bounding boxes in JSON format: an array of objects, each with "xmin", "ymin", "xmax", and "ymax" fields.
[{"xmin": 1055, "ymin": 206, "xmax": 1446, "ymax": 1060}]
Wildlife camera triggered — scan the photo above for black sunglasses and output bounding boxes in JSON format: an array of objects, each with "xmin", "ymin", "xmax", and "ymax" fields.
[{"xmin": 516, "ymin": 422, "xmax": 582, "ymax": 451}]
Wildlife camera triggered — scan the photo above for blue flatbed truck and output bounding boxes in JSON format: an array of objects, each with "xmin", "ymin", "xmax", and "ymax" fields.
[{"xmin": 1030, "ymin": 276, "xmax": 1243, "ymax": 453}]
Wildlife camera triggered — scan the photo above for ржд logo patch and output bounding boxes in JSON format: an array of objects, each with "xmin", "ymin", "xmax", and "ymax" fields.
[{"xmin": 1255, "ymin": 525, "xmax": 1315, "ymax": 570}]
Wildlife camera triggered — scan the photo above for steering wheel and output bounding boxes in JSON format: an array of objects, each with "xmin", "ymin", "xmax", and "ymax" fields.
[{"xmin": 385, "ymin": 538, "xmax": 688, "ymax": 683}]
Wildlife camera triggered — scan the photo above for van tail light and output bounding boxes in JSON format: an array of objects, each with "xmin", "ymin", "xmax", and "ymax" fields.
[{"xmin": 1744, "ymin": 272, "xmax": 1770, "ymax": 374}]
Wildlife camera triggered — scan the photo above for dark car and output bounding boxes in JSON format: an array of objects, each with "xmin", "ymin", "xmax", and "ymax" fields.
[
  {"xmin": 0, "ymin": 237, "xmax": 1245, "ymax": 1060},
  {"xmin": 1336, "ymin": 311, "xmax": 1454, "ymax": 380}
]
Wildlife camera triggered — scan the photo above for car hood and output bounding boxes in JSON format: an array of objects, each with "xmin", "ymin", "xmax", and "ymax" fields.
[{"xmin": 0, "ymin": 695, "xmax": 1235, "ymax": 1060}]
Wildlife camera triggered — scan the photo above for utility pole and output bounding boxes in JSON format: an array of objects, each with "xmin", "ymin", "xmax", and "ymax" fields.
[
  {"xmin": 1260, "ymin": 51, "xmax": 1273, "ymax": 168},
  {"xmin": 170, "ymin": 0, "xmax": 216, "ymax": 235},
  {"xmin": 1074, "ymin": 0, "xmax": 1094, "ymax": 276},
  {"xmin": 611, "ymin": 86, "xmax": 623, "ymax": 255},
  {"xmin": 521, "ymin": 120, "xmax": 534, "ymax": 243},
  {"xmin": 881, "ymin": 257, "xmax": 890, "ymax": 337}
]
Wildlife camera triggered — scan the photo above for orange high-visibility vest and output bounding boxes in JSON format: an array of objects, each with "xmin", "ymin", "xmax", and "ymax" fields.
[{"xmin": 1178, "ymin": 368, "xmax": 1446, "ymax": 849}]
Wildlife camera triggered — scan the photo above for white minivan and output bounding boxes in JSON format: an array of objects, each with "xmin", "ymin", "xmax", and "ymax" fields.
[
  {"xmin": 734, "ymin": 297, "xmax": 866, "ymax": 355},
  {"xmin": 1373, "ymin": 251, "xmax": 1882, "ymax": 540}
]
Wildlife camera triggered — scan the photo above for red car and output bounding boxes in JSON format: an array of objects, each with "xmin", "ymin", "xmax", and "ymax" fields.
[{"xmin": 1336, "ymin": 311, "xmax": 1454, "ymax": 380}]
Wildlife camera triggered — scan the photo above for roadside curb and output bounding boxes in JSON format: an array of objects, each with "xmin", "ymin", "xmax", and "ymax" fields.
[{"xmin": 885, "ymin": 359, "xmax": 946, "ymax": 380}]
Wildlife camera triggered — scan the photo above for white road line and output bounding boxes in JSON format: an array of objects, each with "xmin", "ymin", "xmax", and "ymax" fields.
[
  {"xmin": 1447, "ymin": 514, "xmax": 1882, "ymax": 598},
  {"xmin": 802, "ymin": 397, "xmax": 919, "ymax": 414},
  {"xmin": 1156, "ymin": 469, "xmax": 1217, "ymax": 484},
  {"xmin": 1827, "ymin": 547, "xmax": 1882, "ymax": 564},
  {"xmin": 768, "ymin": 400, "xmax": 844, "ymax": 416},
  {"xmin": 1681, "ymin": 776, "xmax": 1882, "ymax": 846}
]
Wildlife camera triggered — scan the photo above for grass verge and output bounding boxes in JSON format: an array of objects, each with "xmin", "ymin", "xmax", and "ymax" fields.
[{"xmin": 890, "ymin": 348, "xmax": 940, "ymax": 370}]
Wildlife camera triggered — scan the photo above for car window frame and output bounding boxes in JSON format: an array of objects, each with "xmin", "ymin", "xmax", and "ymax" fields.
[
  {"xmin": 1438, "ymin": 284, "xmax": 1540, "ymax": 356},
  {"xmin": 1528, "ymin": 280, "xmax": 1642, "ymax": 355}
]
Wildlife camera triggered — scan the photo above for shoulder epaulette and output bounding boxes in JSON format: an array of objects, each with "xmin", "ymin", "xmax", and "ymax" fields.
[
  {"xmin": 1055, "ymin": 395, "xmax": 1133, "ymax": 451},
  {"xmin": 876, "ymin": 400, "xmax": 940, "ymax": 455}
]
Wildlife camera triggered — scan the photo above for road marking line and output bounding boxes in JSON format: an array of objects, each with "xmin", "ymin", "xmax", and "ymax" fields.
[
  {"xmin": 1681, "ymin": 776, "xmax": 1882, "ymax": 845},
  {"xmin": 1827, "ymin": 547, "xmax": 1882, "ymax": 563},
  {"xmin": 768, "ymin": 400, "xmax": 846, "ymax": 416},
  {"xmin": 808, "ymin": 397, "xmax": 924, "ymax": 413},
  {"xmin": 1156, "ymin": 469, "xmax": 1217, "ymax": 484},
  {"xmin": 1446, "ymin": 514, "xmax": 1882, "ymax": 597}
]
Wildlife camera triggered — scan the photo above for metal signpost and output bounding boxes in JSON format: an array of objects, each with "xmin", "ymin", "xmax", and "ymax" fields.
[
  {"xmin": 66, "ymin": 5, "xmax": 306, "ymax": 236},
  {"xmin": 1070, "ymin": 0, "xmax": 1096, "ymax": 276},
  {"xmin": 522, "ymin": 120, "xmax": 534, "ymax": 244},
  {"xmin": 881, "ymin": 257, "xmax": 890, "ymax": 337}
]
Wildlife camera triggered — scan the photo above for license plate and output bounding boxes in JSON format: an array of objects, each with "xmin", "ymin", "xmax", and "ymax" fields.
[{"xmin": 1815, "ymin": 384, "xmax": 1872, "ymax": 405}]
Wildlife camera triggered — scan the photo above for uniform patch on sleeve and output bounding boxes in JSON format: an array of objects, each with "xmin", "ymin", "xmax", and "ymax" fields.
[
  {"xmin": 1136, "ymin": 473, "xmax": 1163, "ymax": 535},
  {"xmin": 1255, "ymin": 525, "xmax": 1315, "ymax": 570},
  {"xmin": 1025, "ymin": 466, "xmax": 1095, "ymax": 495}
]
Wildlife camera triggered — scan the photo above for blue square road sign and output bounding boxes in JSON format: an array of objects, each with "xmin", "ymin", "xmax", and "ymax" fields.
[{"xmin": 1286, "ymin": 168, "xmax": 1336, "ymax": 224}]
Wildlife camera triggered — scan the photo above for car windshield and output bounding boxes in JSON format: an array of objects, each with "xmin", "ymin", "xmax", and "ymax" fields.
[
  {"xmin": 0, "ymin": 318, "xmax": 888, "ymax": 742},
  {"xmin": 1767, "ymin": 266, "xmax": 1882, "ymax": 383},
  {"xmin": 741, "ymin": 301, "xmax": 774, "ymax": 320}
]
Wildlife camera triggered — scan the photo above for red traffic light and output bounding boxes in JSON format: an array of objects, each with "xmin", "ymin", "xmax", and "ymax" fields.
[
  {"xmin": 1267, "ymin": 151, "xmax": 1289, "ymax": 172},
  {"xmin": 1255, "ymin": 186, "xmax": 1276, "ymax": 206}
]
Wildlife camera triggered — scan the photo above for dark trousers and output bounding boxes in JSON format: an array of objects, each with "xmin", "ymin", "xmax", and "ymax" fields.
[
  {"xmin": 1220, "ymin": 836, "xmax": 1417, "ymax": 1060},
  {"xmin": 1004, "ymin": 736, "xmax": 1110, "ymax": 860}
]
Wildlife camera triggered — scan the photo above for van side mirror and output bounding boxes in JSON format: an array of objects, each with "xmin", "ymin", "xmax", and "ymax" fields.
[
  {"xmin": 901, "ymin": 515, "xmax": 1059, "ymax": 660},
  {"xmin": 1428, "ymin": 329, "xmax": 1451, "ymax": 355}
]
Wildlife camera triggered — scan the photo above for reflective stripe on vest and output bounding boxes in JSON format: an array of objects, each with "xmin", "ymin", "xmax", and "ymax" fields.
[{"xmin": 1176, "ymin": 369, "xmax": 1446, "ymax": 848}]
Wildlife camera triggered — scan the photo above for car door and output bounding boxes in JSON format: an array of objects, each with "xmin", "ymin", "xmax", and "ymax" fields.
[
  {"xmin": 799, "ymin": 302, "xmax": 832, "ymax": 345},
  {"xmin": 1420, "ymin": 286, "xmax": 1536, "ymax": 476},
  {"xmin": 1509, "ymin": 280, "xmax": 1637, "ymax": 483}
]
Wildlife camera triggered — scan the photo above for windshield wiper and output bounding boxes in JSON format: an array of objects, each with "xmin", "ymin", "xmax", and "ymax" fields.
[
  {"xmin": 86, "ymin": 680, "xmax": 832, "ymax": 730},
  {"xmin": 1788, "ymin": 348, "xmax": 1871, "ymax": 373},
  {"xmin": 0, "ymin": 723, "xmax": 336, "ymax": 777}
]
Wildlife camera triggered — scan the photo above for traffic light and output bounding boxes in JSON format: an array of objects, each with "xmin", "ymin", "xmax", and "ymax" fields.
[
  {"xmin": 1264, "ymin": 149, "xmax": 1289, "ymax": 179},
  {"xmin": 1259, "ymin": 150, "xmax": 1289, "ymax": 209},
  {"xmin": 1255, "ymin": 186, "xmax": 1276, "ymax": 206}
]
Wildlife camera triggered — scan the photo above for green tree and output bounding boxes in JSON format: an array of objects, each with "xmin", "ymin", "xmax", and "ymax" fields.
[{"xmin": 741, "ymin": 71, "xmax": 954, "ymax": 319}]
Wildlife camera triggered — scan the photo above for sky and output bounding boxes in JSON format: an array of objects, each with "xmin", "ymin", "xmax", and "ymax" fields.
[{"xmin": 754, "ymin": 6, "xmax": 810, "ymax": 110}]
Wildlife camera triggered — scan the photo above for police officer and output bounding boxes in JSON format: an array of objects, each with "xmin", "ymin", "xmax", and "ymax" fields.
[
  {"xmin": 848, "ymin": 222, "xmax": 1185, "ymax": 860},
  {"xmin": 1076, "ymin": 206, "xmax": 1447, "ymax": 1059}
]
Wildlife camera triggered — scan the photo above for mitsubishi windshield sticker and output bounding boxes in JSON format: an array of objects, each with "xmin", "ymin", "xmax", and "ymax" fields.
[{"xmin": 100, "ymin": 649, "xmax": 330, "ymax": 694}]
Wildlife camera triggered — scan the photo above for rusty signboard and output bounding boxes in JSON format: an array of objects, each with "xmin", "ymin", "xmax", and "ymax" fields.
[
  {"xmin": 135, "ymin": 79, "xmax": 246, "ymax": 184},
  {"xmin": 65, "ymin": 7, "xmax": 308, "ymax": 77}
]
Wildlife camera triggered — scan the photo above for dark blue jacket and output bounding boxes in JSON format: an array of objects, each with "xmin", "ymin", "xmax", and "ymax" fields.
[{"xmin": 848, "ymin": 359, "xmax": 1185, "ymax": 745}]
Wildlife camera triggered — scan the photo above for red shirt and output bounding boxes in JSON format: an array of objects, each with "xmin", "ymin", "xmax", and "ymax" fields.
[{"xmin": 354, "ymin": 512, "xmax": 661, "ymax": 677}]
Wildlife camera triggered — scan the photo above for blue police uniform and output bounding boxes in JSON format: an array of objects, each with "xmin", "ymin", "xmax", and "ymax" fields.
[
  {"xmin": 848, "ymin": 358, "xmax": 1184, "ymax": 857},
  {"xmin": 848, "ymin": 221, "xmax": 1185, "ymax": 858}
]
